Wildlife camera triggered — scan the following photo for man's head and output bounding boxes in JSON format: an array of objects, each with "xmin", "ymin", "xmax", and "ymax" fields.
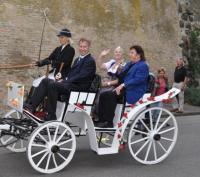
[
  {"xmin": 57, "ymin": 28, "xmax": 72, "ymax": 45},
  {"xmin": 176, "ymin": 58, "xmax": 185, "ymax": 67},
  {"xmin": 78, "ymin": 38, "xmax": 91, "ymax": 56}
]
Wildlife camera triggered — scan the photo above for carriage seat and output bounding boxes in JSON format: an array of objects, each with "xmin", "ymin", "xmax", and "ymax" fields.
[{"xmin": 58, "ymin": 74, "xmax": 101, "ymax": 102}]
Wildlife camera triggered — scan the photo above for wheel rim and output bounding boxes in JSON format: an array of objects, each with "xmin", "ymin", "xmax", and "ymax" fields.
[
  {"xmin": 0, "ymin": 109, "xmax": 27, "ymax": 152},
  {"xmin": 27, "ymin": 121, "xmax": 76, "ymax": 174},
  {"xmin": 128, "ymin": 107, "xmax": 178, "ymax": 164}
]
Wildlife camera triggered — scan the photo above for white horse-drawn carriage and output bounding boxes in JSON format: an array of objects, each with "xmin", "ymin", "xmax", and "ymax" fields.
[{"xmin": 0, "ymin": 79, "xmax": 180, "ymax": 174}]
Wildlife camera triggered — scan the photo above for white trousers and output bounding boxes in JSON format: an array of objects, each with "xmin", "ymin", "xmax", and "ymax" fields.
[
  {"xmin": 172, "ymin": 82, "xmax": 185, "ymax": 111},
  {"xmin": 32, "ymin": 72, "xmax": 55, "ymax": 87}
]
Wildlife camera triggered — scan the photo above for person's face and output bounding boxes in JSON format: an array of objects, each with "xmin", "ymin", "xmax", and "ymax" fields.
[
  {"xmin": 79, "ymin": 41, "xmax": 90, "ymax": 56},
  {"xmin": 59, "ymin": 36, "xmax": 69, "ymax": 45},
  {"xmin": 114, "ymin": 48, "xmax": 122, "ymax": 61},
  {"xmin": 158, "ymin": 71, "xmax": 165, "ymax": 78},
  {"xmin": 176, "ymin": 59, "xmax": 183, "ymax": 67},
  {"xmin": 129, "ymin": 48, "xmax": 139, "ymax": 62}
]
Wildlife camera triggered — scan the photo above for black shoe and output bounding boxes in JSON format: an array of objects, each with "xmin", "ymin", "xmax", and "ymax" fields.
[
  {"xmin": 95, "ymin": 121, "xmax": 113, "ymax": 128},
  {"xmin": 44, "ymin": 114, "xmax": 57, "ymax": 121}
]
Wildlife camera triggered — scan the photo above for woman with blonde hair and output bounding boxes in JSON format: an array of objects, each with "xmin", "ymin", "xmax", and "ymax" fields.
[{"xmin": 97, "ymin": 46, "xmax": 125, "ymax": 83}]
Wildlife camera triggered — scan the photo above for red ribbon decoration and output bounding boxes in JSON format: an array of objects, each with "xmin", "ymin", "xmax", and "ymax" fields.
[{"xmin": 75, "ymin": 103, "xmax": 84, "ymax": 109}]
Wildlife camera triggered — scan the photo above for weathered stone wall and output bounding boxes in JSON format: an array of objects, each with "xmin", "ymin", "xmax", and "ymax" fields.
[{"xmin": 0, "ymin": 0, "xmax": 181, "ymax": 115}]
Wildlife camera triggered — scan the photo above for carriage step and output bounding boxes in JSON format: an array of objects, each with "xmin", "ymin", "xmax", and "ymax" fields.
[{"xmin": 97, "ymin": 147, "xmax": 118, "ymax": 155}]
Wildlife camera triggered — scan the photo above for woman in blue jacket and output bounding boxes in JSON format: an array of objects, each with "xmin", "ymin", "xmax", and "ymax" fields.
[{"xmin": 96, "ymin": 45, "xmax": 149, "ymax": 128}]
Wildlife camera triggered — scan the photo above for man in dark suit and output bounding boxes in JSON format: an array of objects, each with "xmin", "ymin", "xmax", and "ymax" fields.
[
  {"xmin": 35, "ymin": 28, "xmax": 75, "ymax": 79},
  {"xmin": 24, "ymin": 38, "xmax": 96, "ymax": 121}
]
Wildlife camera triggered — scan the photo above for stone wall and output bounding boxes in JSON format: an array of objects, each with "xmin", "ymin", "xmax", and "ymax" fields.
[
  {"xmin": 177, "ymin": 0, "xmax": 200, "ymax": 86},
  {"xmin": 0, "ymin": 0, "xmax": 181, "ymax": 115}
]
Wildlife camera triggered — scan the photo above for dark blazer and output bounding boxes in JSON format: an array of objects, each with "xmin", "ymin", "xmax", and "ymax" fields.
[
  {"xmin": 63, "ymin": 54, "xmax": 96, "ymax": 91},
  {"xmin": 40, "ymin": 44, "xmax": 75, "ymax": 78},
  {"xmin": 123, "ymin": 60, "xmax": 149, "ymax": 104}
]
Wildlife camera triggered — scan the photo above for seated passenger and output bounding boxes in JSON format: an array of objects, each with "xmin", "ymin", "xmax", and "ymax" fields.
[
  {"xmin": 32, "ymin": 28, "xmax": 75, "ymax": 88},
  {"xmin": 92, "ymin": 46, "xmax": 125, "ymax": 119},
  {"xmin": 96, "ymin": 45, "xmax": 149, "ymax": 128},
  {"xmin": 24, "ymin": 38, "xmax": 96, "ymax": 121}
]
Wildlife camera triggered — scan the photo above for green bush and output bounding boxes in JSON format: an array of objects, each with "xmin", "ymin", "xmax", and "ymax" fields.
[{"xmin": 185, "ymin": 87, "xmax": 200, "ymax": 106}]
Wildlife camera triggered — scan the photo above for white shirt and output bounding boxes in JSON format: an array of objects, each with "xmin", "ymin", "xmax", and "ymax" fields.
[{"xmin": 61, "ymin": 45, "xmax": 67, "ymax": 51}]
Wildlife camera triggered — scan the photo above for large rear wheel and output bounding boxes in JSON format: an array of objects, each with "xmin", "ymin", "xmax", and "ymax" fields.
[{"xmin": 128, "ymin": 107, "xmax": 178, "ymax": 164}]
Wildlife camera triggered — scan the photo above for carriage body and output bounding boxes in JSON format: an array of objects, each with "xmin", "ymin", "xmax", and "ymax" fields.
[{"xmin": 0, "ymin": 81, "xmax": 180, "ymax": 174}]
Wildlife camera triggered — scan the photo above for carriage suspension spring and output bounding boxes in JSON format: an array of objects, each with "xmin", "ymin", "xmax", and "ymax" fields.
[{"xmin": 0, "ymin": 118, "xmax": 36, "ymax": 147}]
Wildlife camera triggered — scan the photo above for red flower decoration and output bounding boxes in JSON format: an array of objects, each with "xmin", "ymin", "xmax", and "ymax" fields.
[
  {"xmin": 118, "ymin": 122, "xmax": 122, "ymax": 128},
  {"xmin": 147, "ymin": 96, "xmax": 155, "ymax": 101},
  {"xmin": 162, "ymin": 98, "xmax": 173, "ymax": 104},
  {"xmin": 130, "ymin": 104, "xmax": 135, "ymax": 108},
  {"xmin": 117, "ymin": 134, "xmax": 121, "ymax": 139},
  {"xmin": 168, "ymin": 91, "xmax": 174, "ymax": 98},
  {"xmin": 138, "ymin": 100, "xmax": 144, "ymax": 104},
  {"xmin": 123, "ymin": 112, "xmax": 128, "ymax": 118},
  {"xmin": 119, "ymin": 143, "xmax": 126, "ymax": 151}
]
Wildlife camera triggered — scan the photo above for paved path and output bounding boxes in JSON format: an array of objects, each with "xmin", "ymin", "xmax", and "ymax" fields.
[{"xmin": 0, "ymin": 115, "xmax": 200, "ymax": 177}]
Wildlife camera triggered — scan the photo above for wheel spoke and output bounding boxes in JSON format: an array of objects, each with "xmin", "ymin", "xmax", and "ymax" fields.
[
  {"xmin": 132, "ymin": 129, "xmax": 149, "ymax": 135},
  {"xmin": 46, "ymin": 126, "xmax": 51, "ymax": 142},
  {"xmin": 60, "ymin": 147, "xmax": 73, "ymax": 151},
  {"xmin": 11, "ymin": 142, "xmax": 16, "ymax": 149},
  {"xmin": 149, "ymin": 110, "xmax": 153, "ymax": 131},
  {"xmin": 32, "ymin": 143, "xmax": 46, "ymax": 148},
  {"xmin": 53, "ymin": 125, "xmax": 59, "ymax": 142},
  {"xmin": 32, "ymin": 148, "xmax": 48, "ymax": 158},
  {"xmin": 130, "ymin": 137, "xmax": 149, "ymax": 145},
  {"xmin": 57, "ymin": 152, "xmax": 67, "ymax": 161},
  {"xmin": 154, "ymin": 109, "xmax": 162, "ymax": 130},
  {"xmin": 38, "ymin": 133, "xmax": 48, "ymax": 144},
  {"xmin": 152, "ymin": 140, "xmax": 157, "ymax": 160},
  {"xmin": 56, "ymin": 129, "xmax": 67, "ymax": 144},
  {"xmin": 36, "ymin": 151, "xmax": 48, "ymax": 167},
  {"xmin": 20, "ymin": 140, "xmax": 24, "ymax": 148},
  {"xmin": 157, "ymin": 116, "xmax": 171, "ymax": 132},
  {"xmin": 45, "ymin": 153, "xmax": 51, "ymax": 171},
  {"xmin": 135, "ymin": 140, "xmax": 149, "ymax": 156},
  {"xmin": 139, "ymin": 119, "xmax": 150, "ymax": 132},
  {"xmin": 58, "ymin": 138, "xmax": 72, "ymax": 146},
  {"xmin": 144, "ymin": 141, "xmax": 152, "ymax": 162},
  {"xmin": 16, "ymin": 111, "xmax": 20, "ymax": 119},
  {"xmin": 161, "ymin": 137, "xmax": 174, "ymax": 142},
  {"xmin": 3, "ymin": 136, "xmax": 13, "ymax": 144},
  {"xmin": 156, "ymin": 141, "xmax": 167, "ymax": 152},
  {"xmin": 52, "ymin": 154, "xmax": 58, "ymax": 168},
  {"xmin": 159, "ymin": 127, "xmax": 175, "ymax": 134}
]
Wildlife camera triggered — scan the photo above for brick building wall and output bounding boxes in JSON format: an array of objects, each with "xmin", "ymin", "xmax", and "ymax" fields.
[{"xmin": 0, "ymin": 0, "xmax": 181, "ymax": 115}]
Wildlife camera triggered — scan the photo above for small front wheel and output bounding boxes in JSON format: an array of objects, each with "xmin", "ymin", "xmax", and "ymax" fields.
[
  {"xmin": 0, "ymin": 109, "xmax": 27, "ymax": 152},
  {"xmin": 27, "ymin": 121, "xmax": 76, "ymax": 174},
  {"xmin": 128, "ymin": 107, "xmax": 178, "ymax": 165}
]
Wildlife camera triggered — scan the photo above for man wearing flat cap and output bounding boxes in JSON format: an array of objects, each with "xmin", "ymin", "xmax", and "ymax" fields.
[{"xmin": 33, "ymin": 28, "xmax": 75, "ymax": 87}]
